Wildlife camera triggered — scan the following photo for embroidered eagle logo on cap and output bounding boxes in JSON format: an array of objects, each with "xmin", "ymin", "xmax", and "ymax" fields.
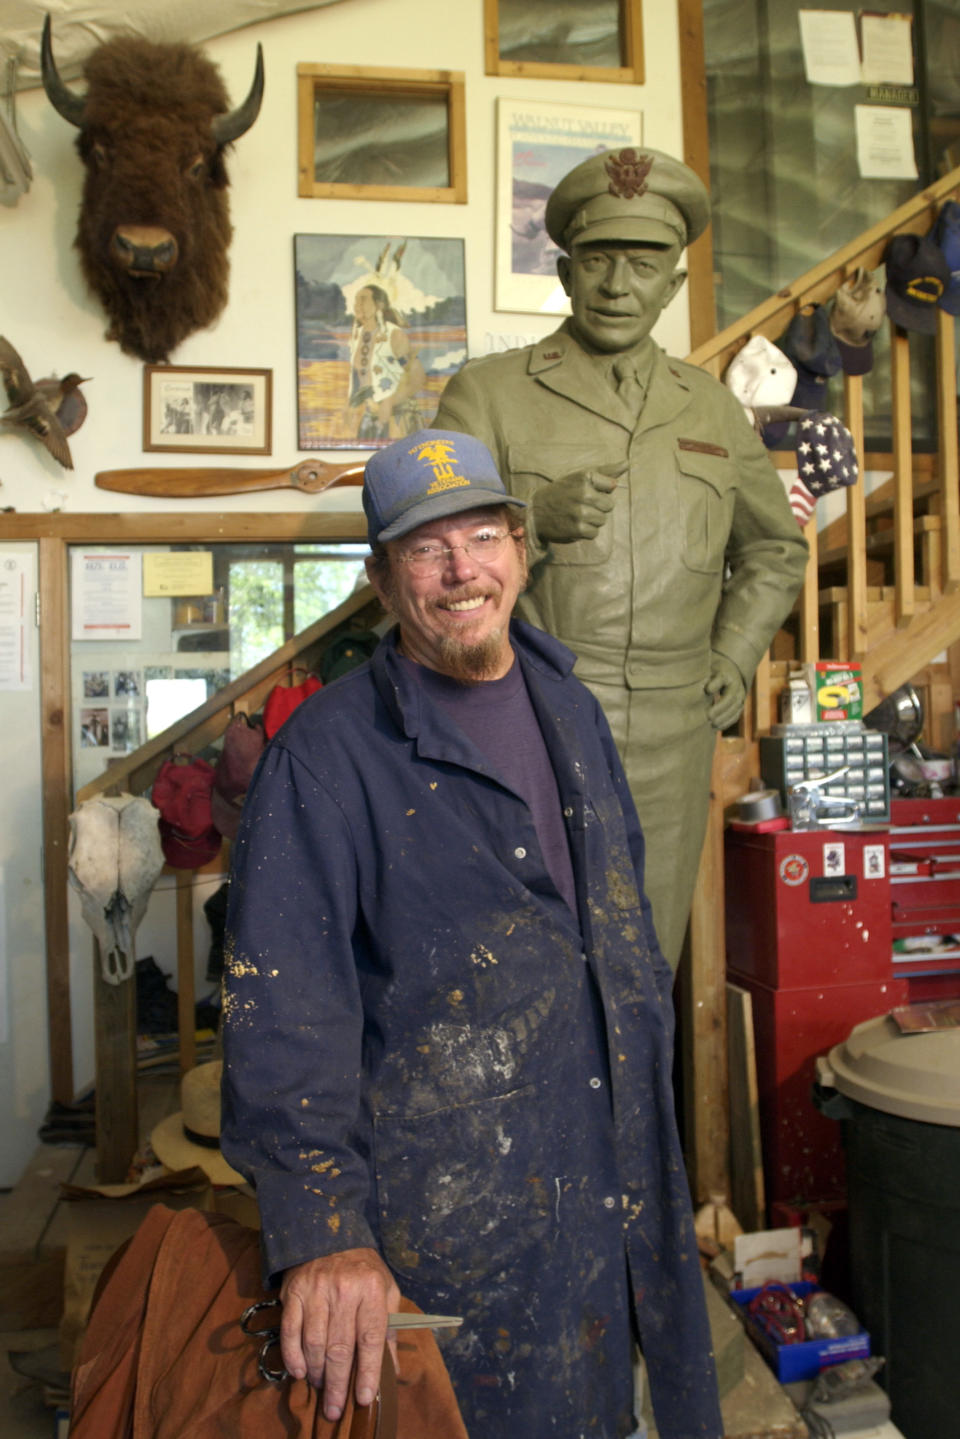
[
  {"xmin": 409, "ymin": 437, "xmax": 469, "ymax": 494},
  {"xmin": 605, "ymin": 148, "xmax": 654, "ymax": 201}
]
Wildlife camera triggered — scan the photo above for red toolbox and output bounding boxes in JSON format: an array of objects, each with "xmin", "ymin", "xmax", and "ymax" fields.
[
  {"xmin": 726, "ymin": 827, "xmax": 906, "ymax": 1208},
  {"xmin": 890, "ymin": 797, "xmax": 960, "ymax": 982},
  {"xmin": 725, "ymin": 828, "xmax": 895, "ymax": 988}
]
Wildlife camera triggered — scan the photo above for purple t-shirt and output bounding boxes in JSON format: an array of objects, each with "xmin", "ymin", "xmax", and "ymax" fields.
[{"xmin": 398, "ymin": 652, "xmax": 578, "ymax": 915}]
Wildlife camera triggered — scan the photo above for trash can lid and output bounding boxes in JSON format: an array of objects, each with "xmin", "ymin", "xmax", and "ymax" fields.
[{"xmin": 825, "ymin": 1013, "xmax": 960, "ymax": 1126}]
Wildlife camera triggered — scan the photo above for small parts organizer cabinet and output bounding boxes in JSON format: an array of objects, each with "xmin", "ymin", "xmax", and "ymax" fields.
[
  {"xmin": 759, "ymin": 722, "xmax": 890, "ymax": 822},
  {"xmin": 725, "ymin": 827, "xmax": 908, "ymax": 1208},
  {"xmin": 890, "ymin": 796, "xmax": 960, "ymax": 993}
]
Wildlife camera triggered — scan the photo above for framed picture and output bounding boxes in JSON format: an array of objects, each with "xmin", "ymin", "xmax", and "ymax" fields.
[
  {"xmin": 495, "ymin": 98, "xmax": 643, "ymax": 315},
  {"xmin": 295, "ymin": 233, "xmax": 467, "ymax": 450},
  {"xmin": 143, "ymin": 366, "xmax": 272, "ymax": 455},
  {"xmin": 297, "ymin": 64, "xmax": 467, "ymax": 203},
  {"xmin": 484, "ymin": 0, "xmax": 644, "ymax": 84}
]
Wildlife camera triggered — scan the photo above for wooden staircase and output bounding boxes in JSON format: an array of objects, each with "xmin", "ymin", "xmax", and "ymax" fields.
[
  {"xmin": 688, "ymin": 165, "xmax": 960, "ymax": 721},
  {"xmin": 682, "ymin": 164, "xmax": 960, "ymax": 1205}
]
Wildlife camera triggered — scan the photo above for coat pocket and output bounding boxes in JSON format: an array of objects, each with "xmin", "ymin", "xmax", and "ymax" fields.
[
  {"xmin": 676, "ymin": 446, "xmax": 736, "ymax": 575},
  {"xmin": 373, "ymin": 1084, "xmax": 548, "ymax": 1287},
  {"xmin": 507, "ymin": 442, "xmax": 622, "ymax": 566}
]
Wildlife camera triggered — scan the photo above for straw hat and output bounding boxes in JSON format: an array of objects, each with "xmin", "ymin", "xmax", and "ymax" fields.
[{"xmin": 150, "ymin": 1060, "xmax": 243, "ymax": 1187}]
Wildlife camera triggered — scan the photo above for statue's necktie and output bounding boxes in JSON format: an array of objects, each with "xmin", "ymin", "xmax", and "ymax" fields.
[{"xmin": 612, "ymin": 356, "xmax": 645, "ymax": 416}]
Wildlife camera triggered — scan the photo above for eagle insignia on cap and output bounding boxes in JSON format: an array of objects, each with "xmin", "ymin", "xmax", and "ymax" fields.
[
  {"xmin": 605, "ymin": 148, "xmax": 654, "ymax": 201},
  {"xmin": 409, "ymin": 438, "xmax": 458, "ymax": 464}
]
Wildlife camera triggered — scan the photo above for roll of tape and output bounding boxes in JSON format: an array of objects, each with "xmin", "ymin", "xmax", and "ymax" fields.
[{"xmin": 737, "ymin": 789, "xmax": 782, "ymax": 823}]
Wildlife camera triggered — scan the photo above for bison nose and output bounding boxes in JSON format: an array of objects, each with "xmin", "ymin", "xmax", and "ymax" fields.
[{"xmin": 111, "ymin": 225, "xmax": 178, "ymax": 275}]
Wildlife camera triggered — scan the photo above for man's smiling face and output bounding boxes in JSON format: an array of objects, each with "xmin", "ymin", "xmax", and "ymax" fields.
[
  {"xmin": 366, "ymin": 506, "xmax": 526, "ymax": 683},
  {"xmin": 557, "ymin": 240, "xmax": 686, "ymax": 353}
]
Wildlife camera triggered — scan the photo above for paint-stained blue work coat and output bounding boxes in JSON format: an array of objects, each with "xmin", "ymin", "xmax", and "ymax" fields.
[{"xmin": 220, "ymin": 622, "xmax": 722, "ymax": 1439}]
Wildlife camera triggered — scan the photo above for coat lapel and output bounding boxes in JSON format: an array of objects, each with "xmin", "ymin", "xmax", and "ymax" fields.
[
  {"xmin": 527, "ymin": 330, "xmax": 636, "ymax": 431},
  {"xmin": 633, "ymin": 346, "xmax": 694, "ymax": 435}
]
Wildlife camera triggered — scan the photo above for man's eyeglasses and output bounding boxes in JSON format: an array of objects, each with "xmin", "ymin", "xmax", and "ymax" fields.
[{"xmin": 395, "ymin": 527, "xmax": 513, "ymax": 576}]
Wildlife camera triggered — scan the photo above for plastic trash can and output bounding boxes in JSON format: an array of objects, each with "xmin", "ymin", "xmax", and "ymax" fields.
[{"xmin": 815, "ymin": 1014, "xmax": 960, "ymax": 1439}]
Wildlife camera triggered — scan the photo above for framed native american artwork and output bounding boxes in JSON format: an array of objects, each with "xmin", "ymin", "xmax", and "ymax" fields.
[
  {"xmin": 297, "ymin": 64, "xmax": 467, "ymax": 203},
  {"xmin": 484, "ymin": 0, "xmax": 644, "ymax": 84},
  {"xmin": 495, "ymin": 98, "xmax": 643, "ymax": 315},
  {"xmin": 143, "ymin": 366, "xmax": 272, "ymax": 455},
  {"xmin": 294, "ymin": 233, "xmax": 467, "ymax": 450}
]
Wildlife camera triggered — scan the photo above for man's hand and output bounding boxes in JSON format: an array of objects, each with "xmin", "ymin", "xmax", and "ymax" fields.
[
  {"xmin": 280, "ymin": 1247, "xmax": 401, "ymax": 1420},
  {"xmin": 532, "ymin": 467, "xmax": 619, "ymax": 543},
  {"xmin": 705, "ymin": 653, "xmax": 747, "ymax": 731}
]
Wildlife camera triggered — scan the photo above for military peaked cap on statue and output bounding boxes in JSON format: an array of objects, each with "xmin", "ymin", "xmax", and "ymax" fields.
[{"xmin": 545, "ymin": 146, "xmax": 711, "ymax": 253}]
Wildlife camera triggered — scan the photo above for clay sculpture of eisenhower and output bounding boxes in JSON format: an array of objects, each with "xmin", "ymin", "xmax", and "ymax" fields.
[{"xmin": 435, "ymin": 147, "xmax": 809, "ymax": 969}]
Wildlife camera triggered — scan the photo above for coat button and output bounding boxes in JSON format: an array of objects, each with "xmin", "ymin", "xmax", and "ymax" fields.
[
  {"xmin": 563, "ymin": 806, "xmax": 573, "ymax": 818},
  {"xmin": 514, "ymin": 846, "xmax": 527, "ymax": 859},
  {"xmin": 602, "ymin": 1196, "xmax": 616, "ymax": 1210},
  {"xmin": 589, "ymin": 1077, "xmax": 602, "ymax": 1089}
]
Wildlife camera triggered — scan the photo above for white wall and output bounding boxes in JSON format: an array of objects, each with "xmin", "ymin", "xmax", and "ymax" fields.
[{"xmin": 0, "ymin": 0, "xmax": 689, "ymax": 1183}]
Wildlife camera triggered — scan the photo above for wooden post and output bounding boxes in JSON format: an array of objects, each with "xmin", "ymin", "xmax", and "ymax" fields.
[
  {"xmin": 678, "ymin": 0, "xmax": 717, "ymax": 349},
  {"xmin": 843, "ymin": 372, "xmax": 869, "ymax": 657},
  {"xmin": 685, "ymin": 739, "xmax": 730, "ymax": 1203},
  {"xmin": 93, "ymin": 938, "xmax": 138, "ymax": 1182},
  {"xmin": 39, "ymin": 536, "xmax": 74, "ymax": 1104},
  {"xmin": 175, "ymin": 870, "xmax": 196, "ymax": 1075},
  {"xmin": 936, "ymin": 308, "xmax": 960, "ymax": 592},
  {"xmin": 891, "ymin": 321, "xmax": 916, "ymax": 626},
  {"xmin": 798, "ymin": 517, "xmax": 820, "ymax": 662}
]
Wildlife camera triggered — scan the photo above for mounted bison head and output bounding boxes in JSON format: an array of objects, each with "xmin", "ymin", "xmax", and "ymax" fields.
[{"xmin": 41, "ymin": 16, "xmax": 264, "ymax": 364}]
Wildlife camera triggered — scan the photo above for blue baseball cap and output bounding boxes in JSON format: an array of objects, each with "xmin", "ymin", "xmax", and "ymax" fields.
[
  {"xmin": 363, "ymin": 429, "xmax": 526, "ymax": 545},
  {"xmin": 884, "ymin": 233, "xmax": 950, "ymax": 334},
  {"xmin": 933, "ymin": 201, "xmax": 960, "ymax": 316}
]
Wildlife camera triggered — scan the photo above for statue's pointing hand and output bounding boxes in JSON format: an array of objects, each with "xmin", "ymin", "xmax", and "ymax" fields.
[{"xmin": 532, "ymin": 466, "xmax": 621, "ymax": 544}]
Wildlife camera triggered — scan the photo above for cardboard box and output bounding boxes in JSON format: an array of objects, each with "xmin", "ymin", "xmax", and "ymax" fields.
[
  {"xmin": 809, "ymin": 662, "xmax": 863, "ymax": 721},
  {"xmin": 729, "ymin": 1281, "xmax": 870, "ymax": 1382}
]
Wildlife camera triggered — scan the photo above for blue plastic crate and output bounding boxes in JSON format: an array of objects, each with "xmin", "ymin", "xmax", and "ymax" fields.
[{"xmin": 729, "ymin": 1281, "xmax": 871, "ymax": 1382}]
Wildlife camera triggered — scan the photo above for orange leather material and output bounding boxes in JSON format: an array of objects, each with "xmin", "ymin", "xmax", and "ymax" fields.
[{"xmin": 69, "ymin": 1204, "xmax": 468, "ymax": 1439}]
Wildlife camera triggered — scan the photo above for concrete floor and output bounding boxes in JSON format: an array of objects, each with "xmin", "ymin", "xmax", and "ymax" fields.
[
  {"xmin": 0, "ymin": 1072, "xmax": 178, "ymax": 1438},
  {"xmin": 0, "ymin": 1073, "xmax": 906, "ymax": 1439}
]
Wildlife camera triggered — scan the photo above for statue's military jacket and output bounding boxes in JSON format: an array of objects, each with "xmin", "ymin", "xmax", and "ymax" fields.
[
  {"xmin": 435, "ymin": 327, "xmax": 808, "ymax": 692},
  {"xmin": 220, "ymin": 624, "xmax": 723, "ymax": 1439}
]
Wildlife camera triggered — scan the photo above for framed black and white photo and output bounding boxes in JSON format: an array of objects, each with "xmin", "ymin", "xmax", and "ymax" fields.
[{"xmin": 143, "ymin": 366, "xmax": 272, "ymax": 455}]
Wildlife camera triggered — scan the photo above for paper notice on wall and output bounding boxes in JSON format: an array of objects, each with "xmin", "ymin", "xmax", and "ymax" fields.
[
  {"xmin": 855, "ymin": 104, "xmax": 919, "ymax": 179},
  {"xmin": 860, "ymin": 14, "xmax": 914, "ymax": 86},
  {"xmin": 72, "ymin": 550, "xmax": 142, "ymax": 641},
  {"xmin": 798, "ymin": 9, "xmax": 862, "ymax": 85},
  {"xmin": 0, "ymin": 552, "xmax": 31, "ymax": 691},
  {"xmin": 143, "ymin": 550, "xmax": 213, "ymax": 597}
]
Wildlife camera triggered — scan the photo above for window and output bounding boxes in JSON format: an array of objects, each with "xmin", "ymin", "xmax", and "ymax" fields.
[{"xmin": 703, "ymin": 0, "xmax": 958, "ymax": 446}]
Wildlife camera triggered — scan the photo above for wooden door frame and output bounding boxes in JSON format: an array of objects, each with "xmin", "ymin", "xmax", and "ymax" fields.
[
  {"xmin": 1, "ymin": 512, "xmax": 367, "ymax": 1103},
  {"xmin": 677, "ymin": 0, "xmax": 717, "ymax": 350}
]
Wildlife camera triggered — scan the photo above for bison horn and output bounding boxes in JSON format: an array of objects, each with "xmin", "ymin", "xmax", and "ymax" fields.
[
  {"xmin": 210, "ymin": 44, "xmax": 265, "ymax": 147},
  {"xmin": 40, "ymin": 14, "xmax": 86, "ymax": 128}
]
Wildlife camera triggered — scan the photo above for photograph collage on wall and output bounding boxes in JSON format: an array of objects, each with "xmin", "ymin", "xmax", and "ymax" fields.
[
  {"xmin": 79, "ymin": 669, "xmax": 144, "ymax": 754},
  {"xmin": 294, "ymin": 233, "xmax": 467, "ymax": 449}
]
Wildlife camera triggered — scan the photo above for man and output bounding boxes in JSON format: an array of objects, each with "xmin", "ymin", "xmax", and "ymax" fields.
[
  {"xmin": 220, "ymin": 429, "xmax": 722, "ymax": 1439},
  {"xmin": 434, "ymin": 147, "xmax": 808, "ymax": 969},
  {"xmin": 347, "ymin": 282, "xmax": 425, "ymax": 441}
]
